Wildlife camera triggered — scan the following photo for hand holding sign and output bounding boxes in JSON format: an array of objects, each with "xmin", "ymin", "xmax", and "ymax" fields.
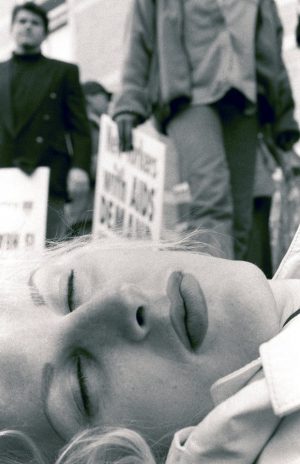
[{"xmin": 115, "ymin": 113, "xmax": 141, "ymax": 152}]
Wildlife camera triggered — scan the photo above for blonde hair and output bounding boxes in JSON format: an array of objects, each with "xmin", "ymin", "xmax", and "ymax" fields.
[
  {"xmin": 0, "ymin": 427, "xmax": 157, "ymax": 464},
  {"xmin": 0, "ymin": 429, "xmax": 46, "ymax": 463},
  {"xmin": 57, "ymin": 427, "xmax": 157, "ymax": 464}
]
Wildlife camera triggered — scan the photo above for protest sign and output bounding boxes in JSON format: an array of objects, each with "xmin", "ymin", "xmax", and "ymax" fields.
[
  {"xmin": 0, "ymin": 167, "xmax": 49, "ymax": 253},
  {"xmin": 92, "ymin": 115, "xmax": 166, "ymax": 240}
]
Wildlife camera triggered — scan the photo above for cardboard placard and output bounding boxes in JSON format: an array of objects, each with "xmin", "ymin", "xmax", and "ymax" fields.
[
  {"xmin": 92, "ymin": 116, "xmax": 166, "ymax": 240},
  {"xmin": 0, "ymin": 167, "xmax": 49, "ymax": 253}
]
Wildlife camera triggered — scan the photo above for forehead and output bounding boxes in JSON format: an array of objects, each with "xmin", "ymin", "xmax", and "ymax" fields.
[
  {"xmin": 14, "ymin": 9, "xmax": 44, "ymax": 25},
  {"xmin": 68, "ymin": 245, "xmax": 179, "ymax": 266},
  {"xmin": 63, "ymin": 246, "xmax": 229, "ymax": 285},
  {"xmin": 63, "ymin": 245, "xmax": 267, "ymax": 305},
  {"xmin": 87, "ymin": 92, "xmax": 109, "ymax": 98},
  {"xmin": 86, "ymin": 93, "xmax": 110, "ymax": 106}
]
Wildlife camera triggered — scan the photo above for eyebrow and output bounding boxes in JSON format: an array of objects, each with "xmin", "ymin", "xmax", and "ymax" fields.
[
  {"xmin": 28, "ymin": 269, "xmax": 46, "ymax": 306},
  {"xmin": 41, "ymin": 363, "xmax": 65, "ymax": 443}
]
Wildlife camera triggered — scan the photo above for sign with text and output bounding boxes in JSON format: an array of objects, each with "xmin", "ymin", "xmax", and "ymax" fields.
[
  {"xmin": 92, "ymin": 115, "xmax": 166, "ymax": 240},
  {"xmin": 0, "ymin": 167, "xmax": 49, "ymax": 253}
]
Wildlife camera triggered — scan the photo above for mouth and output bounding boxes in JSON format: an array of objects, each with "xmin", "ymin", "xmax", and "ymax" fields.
[
  {"xmin": 168, "ymin": 272, "xmax": 208, "ymax": 350},
  {"xmin": 20, "ymin": 32, "xmax": 32, "ymax": 37},
  {"xmin": 18, "ymin": 35, "xmax": 34, "ymax": 43}
]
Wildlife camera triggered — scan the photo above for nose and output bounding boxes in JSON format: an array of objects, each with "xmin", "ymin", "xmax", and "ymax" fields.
[
  {"xmin": 23, "ymin": 20, "xmax": 32, "ymax": 30},
  {"xmin": 64, "ymin": 283, "xmax": 152, "ymax": 347}
]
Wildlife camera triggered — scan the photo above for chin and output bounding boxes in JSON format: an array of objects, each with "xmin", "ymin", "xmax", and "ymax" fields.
[
  {"xmin": 22, "ymin": 44, "xmax": 36, "ymax": 49},
  {"xmin": 18, "ymin": 41, "xmax": 37, "ymax": 51}
]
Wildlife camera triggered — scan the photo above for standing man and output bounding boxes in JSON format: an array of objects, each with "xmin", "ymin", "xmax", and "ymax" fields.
[
  {"xmin": 0, "ymin": 2, "xmax": 91, "ymax": 241},
  {"xmin": 112, "ymin": 0, "xmax": 299, "ymax": 260}
]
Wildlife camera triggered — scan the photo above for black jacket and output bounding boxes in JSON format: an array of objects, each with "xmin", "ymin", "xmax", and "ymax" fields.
[{"xmin": 0, "ymin": 55, "xmax": 91, "ymax": 199}]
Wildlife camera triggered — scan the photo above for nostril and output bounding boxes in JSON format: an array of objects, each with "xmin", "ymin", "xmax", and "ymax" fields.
[{"xmin": 136, "ymin": 306, "xmax": 145, "ymax": 327}]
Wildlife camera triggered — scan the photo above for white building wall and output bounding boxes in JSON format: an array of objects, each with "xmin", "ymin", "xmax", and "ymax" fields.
[{"xmin": 67, "ymin": 0, "xmax": 133, "ymax": 91}]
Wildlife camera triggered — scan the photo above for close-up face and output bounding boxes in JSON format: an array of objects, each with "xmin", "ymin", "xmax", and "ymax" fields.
[
  {"xmin": 0, "ymin": 244, "xmax": 280, "ymax": 458},
  {"xmin": 11, "ymin": 9, "xmax": 46, "ymax": 53}
]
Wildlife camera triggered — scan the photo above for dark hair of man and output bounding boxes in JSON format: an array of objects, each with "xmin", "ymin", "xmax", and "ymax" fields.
[
  {"xmin": 11, "ymin": 2, "xmax": 49, "ymax": 35},
  {"xmin": 82, "ymin": 80, "xmax": 112, "ymax": 100}
]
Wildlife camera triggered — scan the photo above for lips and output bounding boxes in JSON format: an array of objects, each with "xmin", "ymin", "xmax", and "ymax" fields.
[{"xmin": 168, "ymin": 271, "xmax": 208, "ymax": 350}]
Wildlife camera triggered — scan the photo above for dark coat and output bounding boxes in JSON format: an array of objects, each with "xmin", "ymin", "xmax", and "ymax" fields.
[{"xmin": 0, "ymin": 55, "xmax": 91, "ymax": 199}]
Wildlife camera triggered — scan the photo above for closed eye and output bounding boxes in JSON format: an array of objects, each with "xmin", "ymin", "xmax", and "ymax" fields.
[
  {"xmin": 76, "ymin": 354, "xmax": 91, "ymax": 417},
  {"xmin": 67, "ymin": 269, "xmax": 75, "ymax": 312}
]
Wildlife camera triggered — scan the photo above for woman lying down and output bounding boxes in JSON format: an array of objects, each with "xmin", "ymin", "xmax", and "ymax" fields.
[{"xmin": 1, "ymin": 228, "xmax": 300, "ymax": 463}]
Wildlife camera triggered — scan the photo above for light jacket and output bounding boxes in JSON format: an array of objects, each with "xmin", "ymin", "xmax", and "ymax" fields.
[
  {"xmin": 166, "ymin": 225, "xmax": 300, "ymax": 464},
  {"xmin": 112, "ymin": 0, "xmax": 299, "ymax": 143}
]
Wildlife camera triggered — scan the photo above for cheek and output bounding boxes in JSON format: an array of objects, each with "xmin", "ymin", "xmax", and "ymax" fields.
[
  {"xmin": 100, "ymin": 352, "xmax": 207, "ymax": 439},
  {"xmin": 0, "ymin": 350, "xmax": 38, "ymax": 431},
  {"xmin": 0, "ymin": 317, "xmax": 32, "ymax": 397}
]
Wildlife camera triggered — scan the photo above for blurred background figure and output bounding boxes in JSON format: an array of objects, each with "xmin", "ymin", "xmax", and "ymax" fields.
[
  {"xmin": 0, "ymin": 2, "xmax": 91, "ymax": 242},
  {"xmin": 246, "ymin": 0, "xmax": 300, "ymax": 277},
  {"xmin": 296, "ymin": 0, "xmax": 300, "ymax": 46},
  {"xmin": 247, "ymin": 130, "xmax": 300, "ymax": 279},
  {"xmin": 82, "ymin": 80, "xmax": 112, "ymax": 181},
  {"xmin": 268, "ymin": 141, "xmax": 300, "ymax": 272},
  {"xmin": 246, "ymin": 134, "xmax": 277, "ymax": 278},
  {"xmin": 66, "ymin": 80, "xmax": 112, "ymax": 236},
  {"xmin": 112, "ymin": 0, "xmax": 300, "ymax": 261}
]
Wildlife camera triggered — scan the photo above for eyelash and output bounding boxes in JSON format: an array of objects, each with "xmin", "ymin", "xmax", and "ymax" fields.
[
  {"xmin": 67, "ymin": 270, "xmax": 75, "ymax": 312},
  {"xmin": 76, "ymin": 354, "xmax": 91, "ymax": 417},
  {"xmin": 67, "ymin": 273, "xmax": 92, "ymax": 418}
]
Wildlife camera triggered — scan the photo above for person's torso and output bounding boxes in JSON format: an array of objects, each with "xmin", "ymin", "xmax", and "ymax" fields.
[
  {"xmin": 0, "ymin": 56, "xmax": 71, "ymax": 162},
  {"xmin": 182, "ymin": 0, "xmax": 258, "ymax": 105}
]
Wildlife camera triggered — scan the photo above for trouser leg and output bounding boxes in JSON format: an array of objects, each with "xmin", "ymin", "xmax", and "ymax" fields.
[
  {"xmin": 167, "ymin": 105, "xmax": 234, "ymax": 258},
  {"xmin": 46, "ymin": 196, "xmax": 67, "ymax": 242},
  {"xmin": 222, "ymin": 111, "xmax": 258, "ymax": 260},
  {"xmin": 246, "ymin": 196, "xmax": 273, "ymax": 278}
]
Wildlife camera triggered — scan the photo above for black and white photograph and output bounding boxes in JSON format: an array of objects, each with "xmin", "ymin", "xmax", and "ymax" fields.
[{"xmin": 0, "ymin": 0, "xmax": 300, "ymax": 462}]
